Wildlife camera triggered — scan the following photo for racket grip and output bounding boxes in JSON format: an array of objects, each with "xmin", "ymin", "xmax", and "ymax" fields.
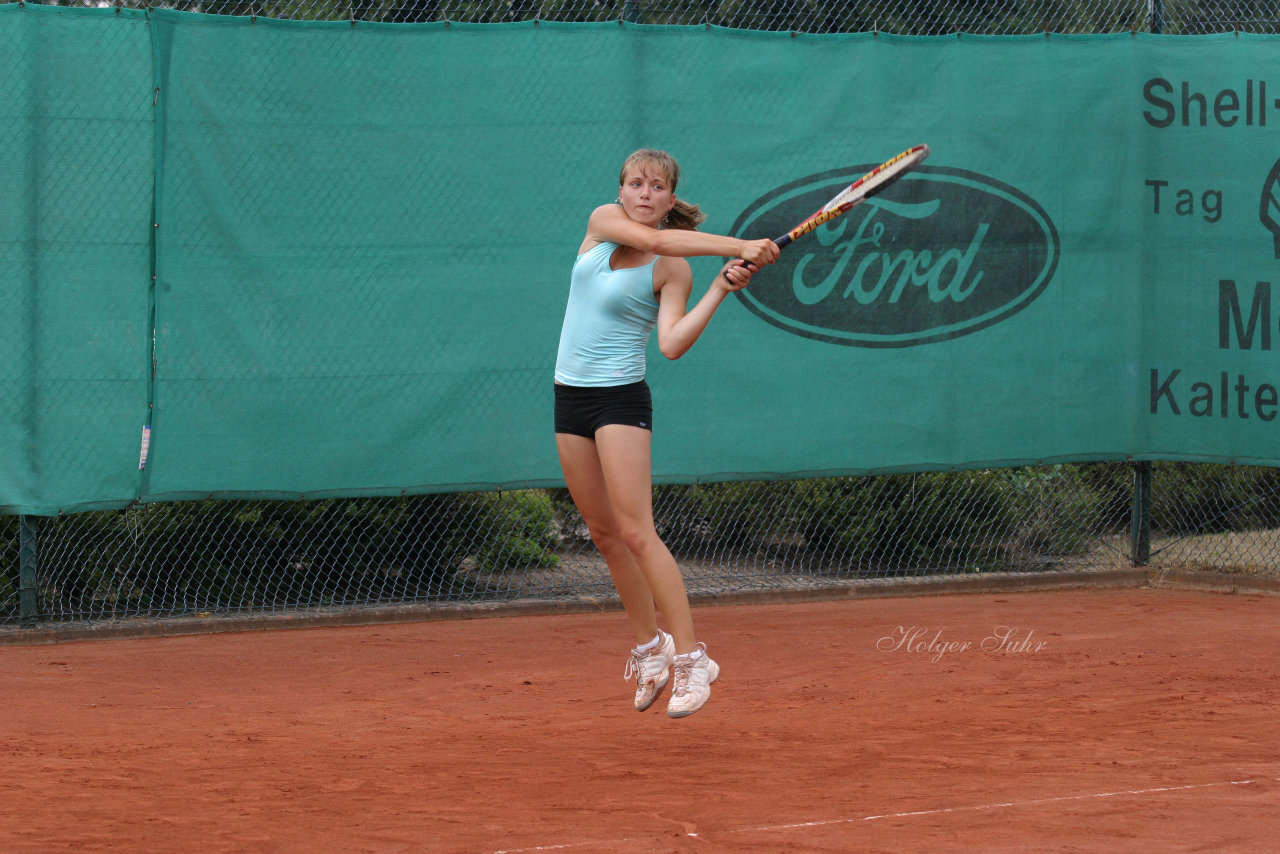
[
  {"xmin": 724, "ymin": 258, "xmax": 753, "ymax": 281},
  {"xmin": 723, "ymin": 234, "xmax": 793, "ymax": 280}
]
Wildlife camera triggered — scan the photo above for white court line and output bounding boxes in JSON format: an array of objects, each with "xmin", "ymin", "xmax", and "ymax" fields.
[
  {"xmin": 489, "ymin": 777, "xmax": 1273, "ymax": 854},
  {"xmin": 753, "ymin": 778, "xmax": 1261, "ymax": 830}
]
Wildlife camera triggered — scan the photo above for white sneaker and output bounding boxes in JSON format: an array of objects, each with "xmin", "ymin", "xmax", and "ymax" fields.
[
  {"xmin": 624, "ymin": 631, "xmax": 676, "ymax": 711},
  {"xmin": 666, "ymin": 643, "xmax": 720, "ymax": 718}
]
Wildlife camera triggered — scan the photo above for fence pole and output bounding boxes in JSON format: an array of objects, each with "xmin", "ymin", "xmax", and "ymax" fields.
[
  {"xmin": 1148, "ymin": 0, "xmax": 1164, "ymax": 33},
  {"xmin": 19, "ymin": 515, "xmax": 39, "ymax": 625},
  {"xmin": 1130, "ymin": 462, "xmax": 1151, "ymax": 567}
]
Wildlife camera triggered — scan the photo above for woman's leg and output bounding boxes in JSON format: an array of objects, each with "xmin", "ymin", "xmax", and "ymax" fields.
[
  {"xmin": 556, "ymin": 431, "xmax": 659, "ymax": 645},
  {"xmin": 592, "ymin": 424, "xmax": 698, "ymax": 654}
]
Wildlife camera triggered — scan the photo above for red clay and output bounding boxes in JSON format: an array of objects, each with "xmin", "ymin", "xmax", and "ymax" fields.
[{"xmin": 3, "ymin": 588, "xmax": 1278, "ymax": 853}]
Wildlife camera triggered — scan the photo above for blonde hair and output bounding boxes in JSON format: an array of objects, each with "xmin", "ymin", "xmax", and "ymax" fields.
[{"xmin": 618, "ymin": 148, "xmax": 706, "ymax": 231}]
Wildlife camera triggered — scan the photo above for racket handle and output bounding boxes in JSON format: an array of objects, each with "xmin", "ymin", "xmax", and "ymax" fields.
[{"xmin": 723, "ymin": 233, "xmax": 793, "ymax": 280}]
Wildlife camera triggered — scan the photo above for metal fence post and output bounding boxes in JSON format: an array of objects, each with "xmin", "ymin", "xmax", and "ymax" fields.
[
  {"xmin": 19, "ymin": 515, "xmax": 39, "ymax": 625},
  {"xmin": 1130, "ymin": 462, "xmax": 1151, "ymax": 567},
  {"xmin": 1148, "ymin": 0, "xmax": 1165, "ymax": 33}
]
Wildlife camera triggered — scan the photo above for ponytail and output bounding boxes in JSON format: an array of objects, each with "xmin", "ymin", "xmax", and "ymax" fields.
[{"xmin": 663, "ymin": 198, "xmax": 705, "ymax": 231}]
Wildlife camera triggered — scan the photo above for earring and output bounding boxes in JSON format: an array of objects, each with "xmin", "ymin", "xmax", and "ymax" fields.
[
  {"xmin": 662, "ymin": 211, "xmax": 670, "ymax": 224},
  {"xmin": 615, "ymin": 197, "xmax": 621, "ymax": 204}
]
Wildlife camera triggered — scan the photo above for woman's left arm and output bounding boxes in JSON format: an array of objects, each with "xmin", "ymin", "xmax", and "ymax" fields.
[{"xmin": 655, "ymin": 258, "xmax": 756, "ymax": 361}]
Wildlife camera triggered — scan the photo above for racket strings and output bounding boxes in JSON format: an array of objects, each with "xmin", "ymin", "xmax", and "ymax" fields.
[
  {"xmin": 818, "ymin": 145, "xmax": 929, "ymax": 215},
  {"xmin": 779, "ymin": 144, "xmax": 930, "ymax": 243}
]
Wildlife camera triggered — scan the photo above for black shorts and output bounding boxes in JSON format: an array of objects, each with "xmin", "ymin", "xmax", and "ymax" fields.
[{"xmin": 554, "ymin": 380, "xmax": 653, "ymax": 438}]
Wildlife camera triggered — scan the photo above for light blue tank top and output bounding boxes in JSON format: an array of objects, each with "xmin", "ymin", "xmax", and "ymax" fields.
[{"xmin": 555, "ymin": 241, "xmax": 660, "ymax": 387}]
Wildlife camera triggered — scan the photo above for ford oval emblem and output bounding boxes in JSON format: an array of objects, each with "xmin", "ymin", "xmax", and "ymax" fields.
[{"xmin": 729, "ymin": 165, "xmax": 1059, "ymax": 347}]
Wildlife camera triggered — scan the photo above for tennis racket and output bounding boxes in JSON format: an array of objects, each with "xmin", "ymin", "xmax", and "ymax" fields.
[{"xmin": 728, "ymin": 144, "xmax": 930, "ymax": 276}]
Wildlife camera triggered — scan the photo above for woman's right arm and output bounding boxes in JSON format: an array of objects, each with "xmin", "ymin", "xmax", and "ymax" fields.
[{"xmin": 583, "ymin": 204, "xmax": 779, "ymax": 267}]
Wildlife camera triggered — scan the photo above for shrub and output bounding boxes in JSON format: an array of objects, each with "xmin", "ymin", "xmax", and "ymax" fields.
[
  {"xmin": 466, "ymin": 490, "xmax": 560, "ymax": 572},
  {"xmin": 653, "ymin": 481, "xmax": 798, "ymax": 553},
  {"xmin": 787, "ymin": 471, "xmax": 1019, "ymax": 573},
  {"xmin": 0, "ymin": 515, "xmax": 17, "ymax": 618},
  {"xmin": 1001, "ymin": 465, "xmax": 1108, "ymax": 556},
  {"xmin": 1153, "ymin": 463, "xmax": 1275, "ymax": 534}
]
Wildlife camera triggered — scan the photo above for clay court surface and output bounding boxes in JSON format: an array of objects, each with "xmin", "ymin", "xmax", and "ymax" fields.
[{"xmin": 4, "ymin": 587, "xmax": 1279, "ymax": 852}]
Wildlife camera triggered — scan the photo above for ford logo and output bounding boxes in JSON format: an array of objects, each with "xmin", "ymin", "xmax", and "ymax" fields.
[{"xmin": 729, "ymin": 165, "xmax": 1059, "ymax": 347}]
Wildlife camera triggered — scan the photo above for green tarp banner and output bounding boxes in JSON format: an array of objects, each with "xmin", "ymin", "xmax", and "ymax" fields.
[
  {"xmin": 1, "ymin": 5, "xmax": 154, "ymax": 515},
  {"xmin": 3, "ymin": 4, "xmax": 1279, "ymax": 514}
]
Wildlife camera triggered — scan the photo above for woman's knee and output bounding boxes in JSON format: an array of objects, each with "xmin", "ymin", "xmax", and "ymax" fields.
[
  {"xmin": 586, "ymin": 522, "xmax": 624, "ymax": 556},
  {"xmin": 617, "ymin": 523, "xmax": 661, "ymax": 558},
  {"xmin": 580, "ymin": 509, "xmax": 659, "ymax": 560}
]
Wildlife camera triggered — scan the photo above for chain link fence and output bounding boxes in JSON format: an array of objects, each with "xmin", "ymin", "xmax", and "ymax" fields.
[
  {"xmin": 19, "ymin": 0, "xmax": 1280, "ymax": 32},
  {"xmin": 6, "ymin": 1, "xmax": 1280, "ymax": 633},
  {"xmin": 4, "ymin": 463, "xmax": 1280, "ymax": 629}
]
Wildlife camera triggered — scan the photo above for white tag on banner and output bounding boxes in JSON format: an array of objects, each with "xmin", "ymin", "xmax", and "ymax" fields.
[{"xmin": 138, "ymin": 425, "xmax": 151, "ymax": 470}]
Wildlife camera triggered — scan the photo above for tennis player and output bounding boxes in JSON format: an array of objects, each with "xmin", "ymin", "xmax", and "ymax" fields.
[{"xmin": 554, "ymin": 149, "xmax": 779, "ymax": 718}]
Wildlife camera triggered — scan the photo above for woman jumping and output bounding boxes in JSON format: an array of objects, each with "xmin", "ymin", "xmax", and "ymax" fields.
[{"xmin": 554, "ymin": 149, "xmax": 779, "ymax": 718}]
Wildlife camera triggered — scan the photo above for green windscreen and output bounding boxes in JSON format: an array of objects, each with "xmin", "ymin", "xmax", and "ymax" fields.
[
  {"xmin": 3, "ymin": 5, "xmax": 1277, "ymax": 514},
  {"xmin": 0, "ymin": 5, "xmax": 154, "ymax": 515}
]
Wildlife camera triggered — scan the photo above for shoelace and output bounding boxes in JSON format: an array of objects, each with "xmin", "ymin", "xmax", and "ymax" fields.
[
  {"xmin": 623, "ymin": 649, "xmax": 647, "ymax": 683},
  {"xmin": 669, "ymin": 656, "xmax": 694, "ymax": 697}
]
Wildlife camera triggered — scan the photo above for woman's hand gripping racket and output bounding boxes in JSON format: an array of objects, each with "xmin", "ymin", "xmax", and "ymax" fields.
[{"xmin": 727, "ymin": 144, "xmax": 930, "ymax": 278}]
